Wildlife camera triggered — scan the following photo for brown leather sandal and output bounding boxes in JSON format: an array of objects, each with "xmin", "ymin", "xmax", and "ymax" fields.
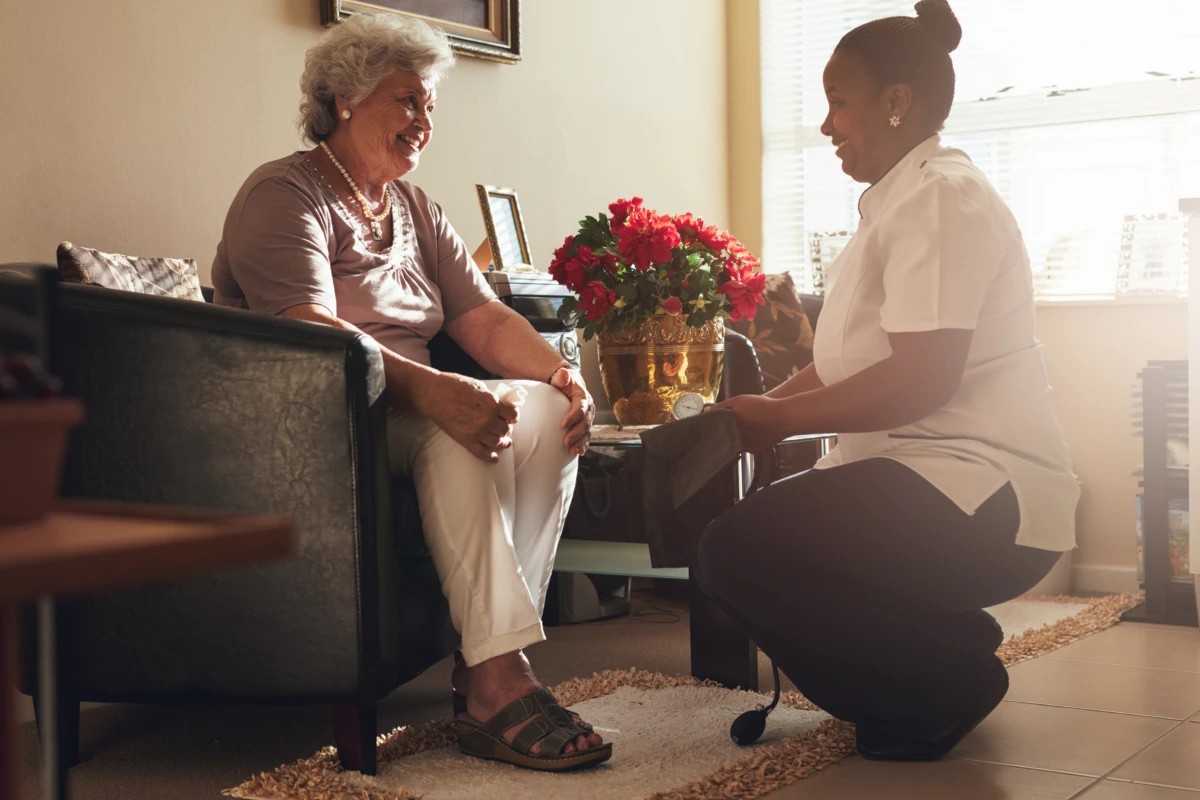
[
  {"xmin": 452, "ymin": 651, "xmax": 593, "ymax": 733},
  {"xmin": 455, "ymin": 688, "xmax": 612, "ymax": 771},
  {"xmin": 453, "ymin": 690, "xmax": 594, "ymax": 732}
]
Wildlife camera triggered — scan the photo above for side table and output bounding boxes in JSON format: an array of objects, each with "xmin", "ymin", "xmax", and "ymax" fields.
[
  {"xmin": 0, "ymin": 501, "xmax": 292, "ymax": 800},
  {"xmin": 556, "ymin": 426, "xmax": 834, "ymax": 691}
]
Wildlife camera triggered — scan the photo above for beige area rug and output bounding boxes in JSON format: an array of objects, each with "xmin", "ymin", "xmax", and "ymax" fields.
[{"xmin": 226, "ymin": 593, "xmax": 1140, "ymax": 800}]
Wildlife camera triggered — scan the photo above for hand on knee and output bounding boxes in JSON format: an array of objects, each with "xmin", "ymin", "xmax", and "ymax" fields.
[{"xmin": 514, "ymin": 383, "xmax": 576, "ymax": 453}]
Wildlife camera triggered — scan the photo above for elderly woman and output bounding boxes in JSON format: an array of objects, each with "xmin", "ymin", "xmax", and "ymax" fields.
[
  {"xmin": 699, "ymin": 0, "xmax": 1078, "ymax": 762},
  {"xmin": 211, "ymin": 13, "xmax": 610, "ymax": 771}
]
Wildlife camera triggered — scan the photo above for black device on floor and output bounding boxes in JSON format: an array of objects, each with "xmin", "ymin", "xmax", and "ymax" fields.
[
  {"xmin": 730, "ymin": 662, "xmax": 781, "ymax": 745},
  {"xmin": 543, "ymin": 573, "xmax": 632, "ymax": 625}
]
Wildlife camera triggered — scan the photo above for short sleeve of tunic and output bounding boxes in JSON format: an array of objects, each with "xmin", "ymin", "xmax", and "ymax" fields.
[
  {"xmin": 403, "ymin": 182, "xmax": 494, "ymax": 324},
  {"xmin": 877, "ymin": 174, "xmax": 1006, "ymax": 334},
  {"xmin": 221, "ymin": 177, "xmax": 338, "ymax": 316}
]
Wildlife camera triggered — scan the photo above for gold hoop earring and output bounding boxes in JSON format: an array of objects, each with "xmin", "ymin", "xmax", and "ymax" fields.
[
  {"xmin": 889, "ymin": 115, "xmax": 902, "ymax": 128},
  {"xmin": 340, "ymin": 109, "xmax": 352, "ymax": 120}
]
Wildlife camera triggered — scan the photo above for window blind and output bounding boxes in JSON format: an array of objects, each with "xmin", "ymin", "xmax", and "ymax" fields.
[{"xmin": 760, "ymin": 0, "xmax": 1200, "ymax": 299}]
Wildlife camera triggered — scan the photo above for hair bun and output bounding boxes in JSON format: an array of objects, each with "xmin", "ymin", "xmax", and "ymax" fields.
[{"xmin": 914, "ymin": 0, "xmax": 962, "ymax": 53}]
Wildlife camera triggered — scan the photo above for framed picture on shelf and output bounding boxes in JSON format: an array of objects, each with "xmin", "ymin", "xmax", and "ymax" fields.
[
  {"xmin": 320, "ymin": 0, "xmax": 521, "ymax": 64},
  {"xmin": 475, "ymin": 185, "xmax": 534, "ymax": 272}
]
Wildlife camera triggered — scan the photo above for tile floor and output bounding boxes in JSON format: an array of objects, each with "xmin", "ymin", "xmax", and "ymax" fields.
[
  {"xmin": 13, "ymin": 599, "xmax": 1200, "ymax": 799},
  {"xmin": 769, "ymin": 621, "xmax": 1200, "ymax": 799}
]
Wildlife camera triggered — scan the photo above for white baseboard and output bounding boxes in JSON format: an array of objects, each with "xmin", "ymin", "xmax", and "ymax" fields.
[{"xmin": 1071, "ymin": 564, "xmax": 1140, "ymax": 594}]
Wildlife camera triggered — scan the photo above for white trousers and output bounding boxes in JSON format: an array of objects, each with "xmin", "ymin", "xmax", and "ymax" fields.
[{"xmin": 388, "ymin": 381, "xmax": 578, "ymax": 667}]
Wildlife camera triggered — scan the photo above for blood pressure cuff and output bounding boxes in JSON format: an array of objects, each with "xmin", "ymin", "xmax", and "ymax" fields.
[{"xmin": 639, "ymin": 409, "xmax": 744, "ymax": 568}]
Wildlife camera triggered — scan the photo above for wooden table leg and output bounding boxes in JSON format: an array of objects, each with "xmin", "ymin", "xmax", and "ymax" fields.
[
  {"xmin": 1, "ymin": 605, "xmax": 18, "ymax": 800},
  {"xmin": 688, "ymin": 576, "xmax": 758, "ymax": 691},
  {"xmin": 36, "ymin": 599, "xmax": 66, "ymax": 800}
]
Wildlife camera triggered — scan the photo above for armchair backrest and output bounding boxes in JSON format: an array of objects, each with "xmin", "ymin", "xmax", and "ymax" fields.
[{"xmin": 797, "ymin": 293, "xmax": 824, "ymax": 333}]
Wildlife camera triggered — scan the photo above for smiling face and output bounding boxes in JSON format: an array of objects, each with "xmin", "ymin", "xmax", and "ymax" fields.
[
  {"xmin": 337, "ymin": 68, "xmax": 436, "ymax": 182},
  {"xmin": 820, "ymin": 51, "xmax": 909, "ymax": 185}
]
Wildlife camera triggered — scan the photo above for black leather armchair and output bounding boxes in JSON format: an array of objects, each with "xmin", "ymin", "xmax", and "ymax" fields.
[
  {"xmin": 798, "ymin": 293, "xmax": 824, "ymax": 333},
  {"xmin": 720, "ymin": 294, "xmax": 824, "ymax": 402},
  {"xmin": 1, "ymin": 269, "xmax": 451, "ymax": 774}
]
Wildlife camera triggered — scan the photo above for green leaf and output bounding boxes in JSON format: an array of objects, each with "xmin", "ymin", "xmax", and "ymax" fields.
[{"xmin": 615, "ymin": 283, "xmax": 638, "ymax": 302}]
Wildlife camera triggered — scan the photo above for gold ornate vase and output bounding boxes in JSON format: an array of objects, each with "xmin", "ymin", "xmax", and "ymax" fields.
[{"xmin": 597, "ymin": 316, "xmax": 726, "ymax": 426}]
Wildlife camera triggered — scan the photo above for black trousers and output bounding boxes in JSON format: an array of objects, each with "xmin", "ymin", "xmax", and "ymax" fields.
[{"xmin": 694, "ymin": 457, "xmax": 1060, "ymax": 730}]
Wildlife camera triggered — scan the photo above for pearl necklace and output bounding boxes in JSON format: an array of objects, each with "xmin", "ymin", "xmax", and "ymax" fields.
[{"xmin": 319, "ymin": 140, "xmax": 392, "ymax": 242}]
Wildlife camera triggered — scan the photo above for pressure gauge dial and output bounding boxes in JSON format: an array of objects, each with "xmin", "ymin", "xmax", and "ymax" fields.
[{"xmin": 672, "ymin": 392, "xmax": 707, "ymax": 420}]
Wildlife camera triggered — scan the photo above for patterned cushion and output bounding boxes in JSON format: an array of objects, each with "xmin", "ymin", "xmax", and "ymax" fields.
[
  {"xmin": 728, "ymin": 272, "xmax": 814, "ymax": 391},
  {"xmin": 56, "ymin": 242, "xmax": 203, "ymax": 301}
]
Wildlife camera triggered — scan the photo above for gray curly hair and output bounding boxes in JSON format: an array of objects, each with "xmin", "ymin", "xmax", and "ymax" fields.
[{"xmin": 299, "ymin": 13, "xmax": 455, "ymax": 144}]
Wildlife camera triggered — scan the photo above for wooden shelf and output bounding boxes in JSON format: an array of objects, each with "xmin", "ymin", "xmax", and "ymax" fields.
[
  {"xmin": 1125, "ymin": 364, "xmax": 1196, "ymax": 628},
  {"xmin": 0, "ymin": 500, "xmax": 292, "ymax": 604}
]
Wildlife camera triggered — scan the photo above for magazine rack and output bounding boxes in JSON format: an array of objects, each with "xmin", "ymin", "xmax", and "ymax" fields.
[{"xmin": 1123, "ymin": 361, "xmax": 1196, "ymax": 626}]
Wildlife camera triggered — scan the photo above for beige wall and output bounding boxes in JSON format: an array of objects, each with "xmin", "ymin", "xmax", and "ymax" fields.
[
  {"xmin": 0, "ymin": 0, "xmax": 729, "ymax": 278},
  {"xmin": 726, "ymin": 0, "xmax": 762, "ymax": 259},
  {"xmin": 1037, "ymin": 302, "xmax": 1188, "ymax": 587},
  {"xmin": 0, "ymin": 0, "xmax": 727, "ymax": 414}
]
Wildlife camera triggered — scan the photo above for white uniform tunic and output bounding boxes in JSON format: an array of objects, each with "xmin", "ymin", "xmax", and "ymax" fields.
[{"xmin": 813, "ymin": 135, "xmax": 1079, "ymax": 552}]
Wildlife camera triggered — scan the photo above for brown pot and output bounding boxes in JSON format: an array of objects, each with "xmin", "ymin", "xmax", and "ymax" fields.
[
  {"xmin": 0, "ymin": 399, "xmax": 85, "ymax": 525},
  {"xmin": 597, "ymin": 316, "xmax": 726, "ymax": 426}
]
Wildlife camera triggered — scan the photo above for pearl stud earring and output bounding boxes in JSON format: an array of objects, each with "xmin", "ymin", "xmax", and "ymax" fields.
[
  {"xmin": 341, "ymin": 109, "xmax": 352, "ymax": 120},
  {"xmin": 889, "ymin": 115, "xmax": 902, "ymax": 128}
]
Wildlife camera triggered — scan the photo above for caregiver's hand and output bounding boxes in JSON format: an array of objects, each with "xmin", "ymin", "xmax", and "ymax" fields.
[{"xmin": 708, "ymin": 394, "xmax": 786, "ymax": 453}]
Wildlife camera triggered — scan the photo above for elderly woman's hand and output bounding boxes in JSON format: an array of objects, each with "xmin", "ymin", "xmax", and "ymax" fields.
[
  {"xmin": 550, "ymin": 368, "xmax": 594, "ymax": 456},
  {"xmin": 416, "ymin": 372, "xmax": 519, "ymax": 463}
]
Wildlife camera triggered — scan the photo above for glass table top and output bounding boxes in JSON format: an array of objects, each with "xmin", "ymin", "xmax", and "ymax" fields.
[
  {"xmin": 590, "ymin": 424, "xmax": 835, "ymax": 449},
  {"xmin": 554, "ymin": 540, "xmax": 688, "ymax": 579}
]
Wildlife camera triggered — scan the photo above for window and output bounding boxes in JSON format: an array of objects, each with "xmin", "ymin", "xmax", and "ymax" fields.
[{"xmin": 761, "ymin": 0, "xmax": 1200, "ymax": 299}]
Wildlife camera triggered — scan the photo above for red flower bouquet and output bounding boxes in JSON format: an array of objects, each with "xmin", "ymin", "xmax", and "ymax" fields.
[{"xmin": 550, "ymin": 197, "xmax": 765, "ymax": 340}]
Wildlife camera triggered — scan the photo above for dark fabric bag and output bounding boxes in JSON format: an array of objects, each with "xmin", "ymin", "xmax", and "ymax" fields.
[
  {"xmin": 640, "ymin": 410, "xmax": 745, "ymax": 568},
  {"xmin": 562, "ymin": 449, "xmax": 648, "ymax": 544}
]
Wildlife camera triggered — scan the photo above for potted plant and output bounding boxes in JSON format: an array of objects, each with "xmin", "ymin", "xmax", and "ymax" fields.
[
  {"xmin": 550, "ymin": 197, "xmax": 766, "ymax": 425},
  {"xmin": 0, "ymin": 354, "xmax": 84, "ymax": 524}
]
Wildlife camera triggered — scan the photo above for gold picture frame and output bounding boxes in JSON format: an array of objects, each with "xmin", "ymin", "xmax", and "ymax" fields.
[
  {"xmin": 321, "ymin": 0, "xmax": 521, "ymax": 64},
  {"xmin": 476, "ymin": 185, "xmax": 534, "ymax": 272}
]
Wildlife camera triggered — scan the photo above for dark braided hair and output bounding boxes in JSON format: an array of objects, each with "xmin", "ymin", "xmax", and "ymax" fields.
[{"xmin": 834, "ymin": 0, "xmax": 963, "ymax": 130}]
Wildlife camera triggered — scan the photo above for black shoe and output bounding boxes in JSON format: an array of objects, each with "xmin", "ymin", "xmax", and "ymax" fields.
[
  {"xmin": 855, "ymin": 664, "xmax": 1009, "ymax": 762},
  {"xmin": 945, "ymin": 609, "xmax": 1004, "ymax": 652}
]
